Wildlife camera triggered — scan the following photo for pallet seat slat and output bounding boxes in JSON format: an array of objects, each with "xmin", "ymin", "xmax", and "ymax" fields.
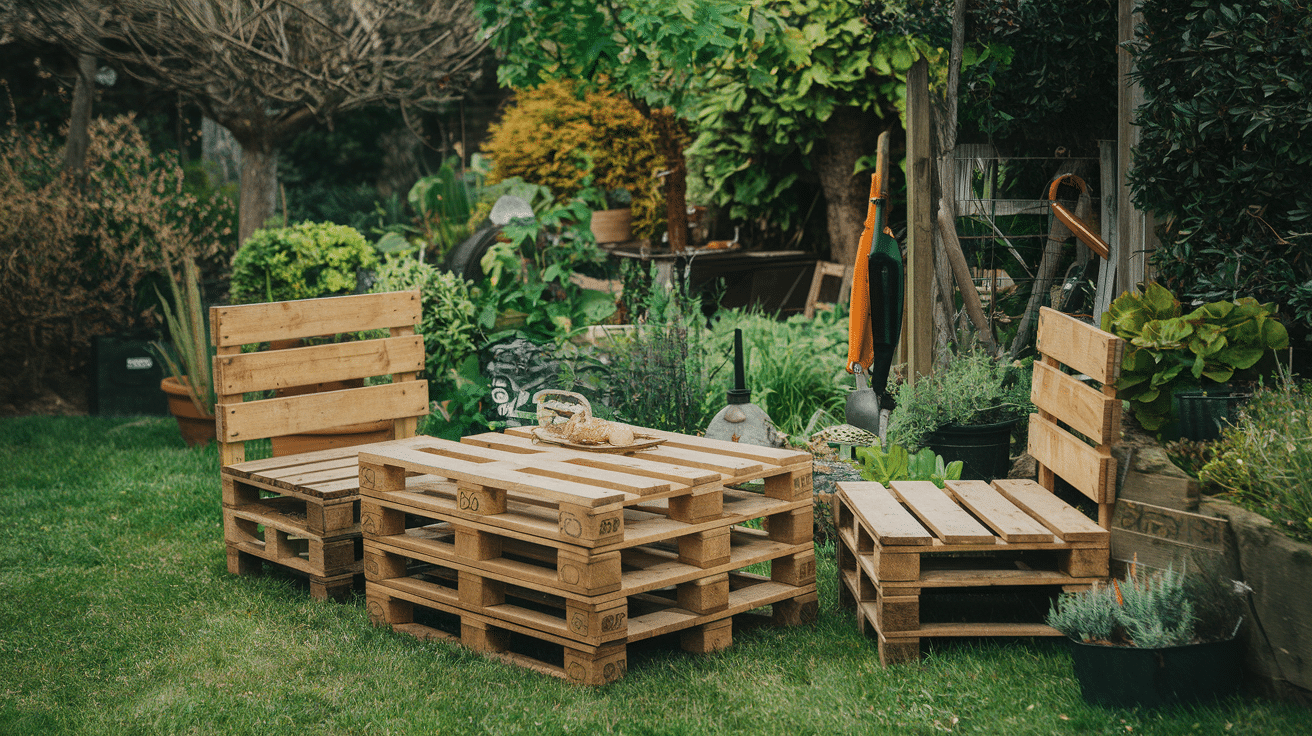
[
  {"xmin": 944, "ymin": 480, "xmax": 1054, "ymax": 543},
  {"xmin": 890, "ymin": 481, "xmax": 995, "ymax": 544}
]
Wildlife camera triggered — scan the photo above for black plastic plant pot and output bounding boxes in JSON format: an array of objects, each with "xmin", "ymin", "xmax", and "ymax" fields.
[
  {"xmin": 923, "ymin": 418, "xmax": 1017, "ymax": 482},
  {"xmin": 1068, "ymin": 638, "xmax": 1244, "ymax": 709},
  {"xmin": 1174, "ymin": 388, "xmax": 1252, "ymax": 442}
]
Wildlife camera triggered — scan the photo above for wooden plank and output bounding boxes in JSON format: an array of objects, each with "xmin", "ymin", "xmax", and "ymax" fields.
[
  {"xmin": 880, "ymin": 622, "xmax": 1063, "ymax": 639},
  {"xmin": 466, "ymin": 432, "xmax": 721, "ymax": 488},
  {"xmin": 889, "ymin": 481, "xmax": 995, "ymax": 545},
  {"xmin": 211, "ymin": 290, "xmax": 421, "ymax": 348},
  {"xmin": 904, "ymin": 56, "xmax": 934, "ymax": 382},
  {"xmin": 359, "ymin": 446, "xmax": 626, "ymax": 507},
  {"xmin": 836, "ymin": 482, "xmax": 933, "ymax": 547},
  {"xmin": 1035, "ymin": 306, "xmax": 1123, "ymax": 385},
  {"xmin": 1027, "ymin": 413, "xmax": 1116, "ymax": 504},
  {"xmin": 1030, "ymin": 360, "xmax": 1120, "ymax": 446},
  {"xmin": 943, "ymin": 480, "xmax": 1054, "ymax": 543},
  {"xmin": 992, "ymin": 478, "xmax": 1109, "ymax": 544},
  {"xmin": 215, "ymin": 336, "xmax": 424, "ymax": 394},
  {"xmin": 217, "ymin": 381, "xmax": 428, "ymax": 443}
]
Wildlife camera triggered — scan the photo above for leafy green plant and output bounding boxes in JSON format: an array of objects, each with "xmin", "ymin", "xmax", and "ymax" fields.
[
  {"xmin": 408, "ymin": 156, "xmax": 478, "ymax": 261},
  {"xmin": 1200, "ymin": 374, "xmax": 1312, "ymax": 543},
  {"xmin": 151, "ymin": 257, "xmax": 214, "ymax": 416},
  {"xmin": 707, "ymin": 306, "xmax": 850, "ymax": 439},
  {"xmin": 1128, "ymin": 0, "xmax": 1312, "ymax": 324},
  {"xmin": 1048, "ymin": 563, "xmax": 1241, "ymax": 648},
  {"xmin": 886, "ymin": 349, "xmax": 1033, "ymax": 451},
  {"xmin": 421, "ymin": 355, "xmax": 496, "ymax": 441},
  {"xmin": 229, "ymin": 221, "xmax": 379, "ymax": 303},
  {"xmin": 369, "ymin": 256, "xmax": 480, "ymax": 400},
  {"xmin": 1102, "ymin": 282, "xmax": 1290, "ymax": 432},
  {"xmin": 474, "ymin": 198, "xmax": 616, "ymax": 344},
  {"xmin": 854, "ymin": 444, "xmax": 963, "ymax": 489}
]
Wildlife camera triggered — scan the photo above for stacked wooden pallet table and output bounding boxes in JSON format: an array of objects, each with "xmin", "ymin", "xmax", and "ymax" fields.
[
  {"xmin": 834, "ymin": 477, "xmax": 1110, "ymax": 665},
  {"xmin": 360, "ymin": 427, "xmax": 817, "ymax": 684}
]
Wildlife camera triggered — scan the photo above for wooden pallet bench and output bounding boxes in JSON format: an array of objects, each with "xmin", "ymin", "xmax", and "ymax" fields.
[
  {"xmin": 212, "ymin": 291, "xmax": 430, "ymax": 601},
  {"xmin": 223, "ymin": 436, "xmax": 434, "ymax": 599},
  {"xmin": 367, "ymin": 567, "xmax": 816, "ymax": 685},
  {"xmin": 834, "ymin": 478, "xmax": 1109, "ymax": 665}
]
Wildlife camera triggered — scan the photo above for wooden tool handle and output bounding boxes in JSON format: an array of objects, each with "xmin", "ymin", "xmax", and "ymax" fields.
[{"xmin": 874, "ymin": 130, "xmax": 891, "ymax": 200}]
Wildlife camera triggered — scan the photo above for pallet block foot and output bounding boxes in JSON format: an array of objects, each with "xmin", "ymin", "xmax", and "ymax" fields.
[
  {"xmin": 878, "ymin": 636, "xmax": 920, "ymax": 666},
  {"xmin": 227, "ymin": 546, "xmax": 262, "ymax": 576},
  {"xmin": 772, "ymin": 591, "xmax": 819, "ymax": 626},
  {"xmin": 681, "ymin": 618, "xmax": 733, "ymax": 654},
  {"xmin": 564, "ymin": 643, "xmax": 628, "ymax": 685}
]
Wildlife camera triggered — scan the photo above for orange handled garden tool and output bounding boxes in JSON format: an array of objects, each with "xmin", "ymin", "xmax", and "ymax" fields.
[{"xmin": 845, "ymin": 131, "xmax": 903, "ymax": 435}]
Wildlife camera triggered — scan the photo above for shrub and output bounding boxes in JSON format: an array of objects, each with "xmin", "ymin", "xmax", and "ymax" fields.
[
  {"xmin": 229, "ymin": 221, "xmax": 378, "ymax": 303},
  {"xmin": 0, "ymin": 116, "xmax": 234, "ymax": 396},
  {"xmin": 369, "ymin": 257, "xmax": 480, "ymax": 393},
  {"xmin": 1199, "ymin": 375, "xmax": 1312, "ymax": 543},
  {"xmin": 1048, "ymin": 565, "xmax": 1203, "ymax": 648},
  {"xmin": 481, "ymin": 79, "xmax": 667, "ymax": 240},
  {"xmin": 1129, "ymin": 0, "xmax": 1312, "ymax": 324}
]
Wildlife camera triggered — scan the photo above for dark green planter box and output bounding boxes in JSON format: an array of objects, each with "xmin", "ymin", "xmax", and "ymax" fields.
[
  {"xmin": 90, "ymin": 336, "xmax": 169, "ymax": 416},
  {"xmin": 1069, "ymin": 637, "xmax": 1243, "ymax": 709}
]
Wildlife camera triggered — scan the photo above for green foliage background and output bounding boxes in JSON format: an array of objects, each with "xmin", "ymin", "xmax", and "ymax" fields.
[
  {"xmin": 1129, "ymin": 0, "xmax": 1312, "ymax": 323},
  {"xmin": 228, "ymin": 222, "xmax": 378, "ymax": 304}
]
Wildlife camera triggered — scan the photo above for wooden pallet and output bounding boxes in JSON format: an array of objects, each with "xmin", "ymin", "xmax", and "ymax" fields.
[
  {"xmin": 221, "ymin": 436, "xmax": 433, "ymax": 600},
  {"xmin": 835, "ymin": 479, "xmax": 1108, "ymax": 665},
  {"xmin": 357, "ymin": 434, "xmax": 813, "ymax": 549},
  {"xmin": 364, "ymin": 526, "xmax": 814, "ymax": 646},
  {"xmin": 366, "ymin": 570, "xmax": 817, "ymax": 685}
]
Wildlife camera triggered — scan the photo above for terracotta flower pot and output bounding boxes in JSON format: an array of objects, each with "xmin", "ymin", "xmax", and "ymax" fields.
[
  {"xmin": 590, "ymin": 208, "xmax": 633, "ymax": 244},
  {"xmin": 160, "ymin": 376, "xmax": 216, "ymax": 447}
]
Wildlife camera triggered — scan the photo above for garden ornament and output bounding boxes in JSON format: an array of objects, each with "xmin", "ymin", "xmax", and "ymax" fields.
[
  {"xmin": 705, "ymin": 329, "xmax": 785, "ymax": 448},
  {"xmin": 845, "ymin": 131, "xmax": 903, "ymax": 437}
]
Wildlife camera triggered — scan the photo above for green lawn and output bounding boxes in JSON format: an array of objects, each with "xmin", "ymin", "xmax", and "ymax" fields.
[{"xmin": 1, "ymin": 416, "xmax": 1307, "ymax": 735}]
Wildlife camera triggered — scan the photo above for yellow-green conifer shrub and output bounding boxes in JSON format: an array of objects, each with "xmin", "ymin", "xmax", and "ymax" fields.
[{"xmin": 482, "ymin": 80, "xmax": 666, "ymax": 240}]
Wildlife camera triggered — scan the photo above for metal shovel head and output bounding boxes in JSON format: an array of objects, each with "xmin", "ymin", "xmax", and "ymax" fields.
[{"xmin": 845, "ymin": 368, "xmax": 882, "ymax": 435}]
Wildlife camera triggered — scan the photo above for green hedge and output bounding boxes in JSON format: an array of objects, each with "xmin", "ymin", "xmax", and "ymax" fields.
[{"xmin": 1130, "ymin": 0, "xmax": 1312, "ymax": 326}]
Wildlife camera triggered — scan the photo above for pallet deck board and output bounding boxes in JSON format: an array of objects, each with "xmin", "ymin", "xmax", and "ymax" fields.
[
  {"xmin": 890, "ymin": 481, "xmax": 996, "ymax": 544},
  {"xmin": 944, "ymin": 480, "xmax": 1056, "ymax": 543},
  {"xmin": 836, "ymin": 481, "xmax": 934, "ymax": 546},
  {"xmin": 992, "ymin": 478, "xmax": 1110, "ymax": 543}
]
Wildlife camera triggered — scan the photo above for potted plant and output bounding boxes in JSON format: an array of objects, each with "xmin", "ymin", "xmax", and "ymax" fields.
[
  {"xmin": 583, "ymin": 186, "xmax": 634, "ymax": 245},
  {"xmin": 153, "ymin": 257, "xmax": 216, "ymax": 447},
  {"xmin": 1102, "ymin": 282, "xmax": 1289, "ymax": 439},
  {"xmin": 885, "ymin": 350, "xmax": 1034, "ymax": 481},
  {"xmin": 1047, "ymin": 562, "xmax": 1246, "ymax": 709}
]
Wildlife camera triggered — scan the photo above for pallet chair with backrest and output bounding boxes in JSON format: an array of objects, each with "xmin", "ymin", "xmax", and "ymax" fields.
[
  {"xmin": 211, "ymin": 290, "xmax": 430, "ymax": 600},
  {"xmin": 833, "ymin": 305, "xmax": 1126, "ymax": 664}
]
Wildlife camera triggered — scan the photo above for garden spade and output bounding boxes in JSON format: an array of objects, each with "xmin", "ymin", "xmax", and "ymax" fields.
[{"xmin": 845, "ymin": 131, "xmax": 903, "ymax": 436}]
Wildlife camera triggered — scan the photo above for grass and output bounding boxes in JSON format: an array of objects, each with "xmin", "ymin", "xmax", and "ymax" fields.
[{"xmin": 1, "ymin": 416, "xmax": 1309, "ymax": 735}]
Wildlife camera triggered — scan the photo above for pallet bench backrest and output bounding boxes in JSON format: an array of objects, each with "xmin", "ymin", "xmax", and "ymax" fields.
[
  {"xmin": 209, "ymin": 290, "xmax": 429, "ymax": 467},
  {"xmin": 1028, "ymin": 306, "xmax": 1125, "ymax": 528}
]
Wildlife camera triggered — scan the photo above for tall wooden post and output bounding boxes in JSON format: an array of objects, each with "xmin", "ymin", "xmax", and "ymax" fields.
[
  {"xmin": 902, "ymin": 58, "xmax": 934, "ymax": 383},
  {"xmin": 1117, "ymin": 0, "xmax": 1154, "ymax": 294}
]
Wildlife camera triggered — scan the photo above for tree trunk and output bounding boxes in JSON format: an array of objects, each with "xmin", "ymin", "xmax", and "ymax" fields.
[
  {"xmin": 238, "ymin": 145, "xmax": 278, "ymax": 244},
  {"xmin": 817, "ymin": 106, "xmax": 873, "ymax": 267},
  {"xmin": 649, "ymin": 107, "xmax": 689, "ymax": 253},
  {"xmin": 63, "ymin": 53, "xmax": 96, "ymax": 172},
  {"xmin": 202, "ymin": 117, "xmax": 243, "ymax": 186}
]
